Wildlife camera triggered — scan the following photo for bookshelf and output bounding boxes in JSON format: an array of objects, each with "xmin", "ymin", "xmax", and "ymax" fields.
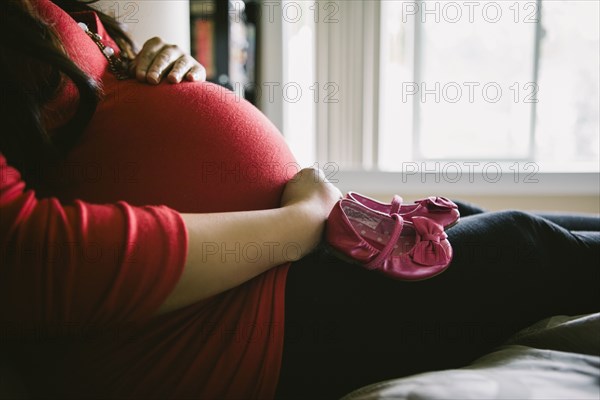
[{"xmin": 190, "ymin": 0, "xmax": 259, "ymax": 104}]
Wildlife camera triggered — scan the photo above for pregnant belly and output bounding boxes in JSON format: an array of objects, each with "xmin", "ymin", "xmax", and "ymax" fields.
[{"xmin": 48, "ymin": 81, "xmax": 297, "ymax": 213}]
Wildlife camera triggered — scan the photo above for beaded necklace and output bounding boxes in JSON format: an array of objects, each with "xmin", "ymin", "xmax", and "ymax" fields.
[{"xmin": 77, "ymin": 22, "xmax": 130, "ymax": 80}]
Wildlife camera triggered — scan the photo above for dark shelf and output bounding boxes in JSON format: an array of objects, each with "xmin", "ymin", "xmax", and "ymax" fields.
[{"xmin": 190, "ymin": 0, "xmax": 259, "ymax": 104}]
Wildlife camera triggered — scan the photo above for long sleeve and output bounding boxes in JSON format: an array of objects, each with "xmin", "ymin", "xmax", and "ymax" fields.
[
  {"xmin": 1, "ymin": 2, "xmax": 291, "ymax": 397},
  {"xmin": 0, "ymin": 154, "xmax": 187, "ymax": 329}
]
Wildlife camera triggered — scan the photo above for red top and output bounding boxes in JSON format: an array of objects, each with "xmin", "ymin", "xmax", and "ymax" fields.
[{"xmin": 0, "ymin": 0, "xmax": 295, "ymax": 398}]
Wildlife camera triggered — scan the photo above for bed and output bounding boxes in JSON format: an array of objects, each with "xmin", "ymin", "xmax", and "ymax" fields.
[
  {"xmin": 342, "ymin": 313, "xmax": 600, "ymax": 400},
  {"xmin": 2, "ymin": 313, "xmax": 598, "ymax": 398}
]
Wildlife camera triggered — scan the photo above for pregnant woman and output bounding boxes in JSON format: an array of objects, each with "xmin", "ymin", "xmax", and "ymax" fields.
[{"xmin": 1, "ymin": 1, "xmax": 598, "ymax": 399}]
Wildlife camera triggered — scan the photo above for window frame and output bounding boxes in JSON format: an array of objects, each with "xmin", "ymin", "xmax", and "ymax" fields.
[{"xmin": 260, "ymin": 0, "xmax": 599, "ymax": 196}]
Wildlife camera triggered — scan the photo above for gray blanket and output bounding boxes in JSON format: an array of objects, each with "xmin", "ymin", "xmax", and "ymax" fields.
[{"xmin": 342, "ymin": 313, "xmax": 600, "ymax": 400}]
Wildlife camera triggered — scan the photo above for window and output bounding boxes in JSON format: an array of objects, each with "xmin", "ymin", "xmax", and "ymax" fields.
[
  {"xmin": 379, "ymin": 0, "xmax": 599, "ymax": 172},
  {"xmin": 381, "ymin": 1, "xmax": 537, "ymax": 163},
  {"xmin": 277, "ymin": 1, "xmax": 599, "ymax": 184}
]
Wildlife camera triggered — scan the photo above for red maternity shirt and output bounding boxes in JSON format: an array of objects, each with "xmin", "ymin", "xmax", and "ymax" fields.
[{"xmin": 0, "ymin": 0, "xmax": 296, "ymax": 398}]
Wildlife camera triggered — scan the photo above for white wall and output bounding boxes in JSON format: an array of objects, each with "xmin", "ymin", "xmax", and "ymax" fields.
[
  {"xmin": 93, "ymin": 0, "xmax": 190, "ymax": 51},
  {"xmin": 258, "ymin": 0, "xmax": 283, "ymax": 132}
]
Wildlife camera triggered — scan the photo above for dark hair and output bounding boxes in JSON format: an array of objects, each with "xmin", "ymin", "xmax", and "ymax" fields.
[{"xmin": 0, "ymin": 0, "xmax": 135, "ymax": 187}]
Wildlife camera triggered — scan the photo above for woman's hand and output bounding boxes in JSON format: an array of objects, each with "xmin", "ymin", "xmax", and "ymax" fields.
[
  {"xmin": 281, "ymin": 167, "xmax": 343, "ymax": 235},
  {"xmin": 162, "ymin": 170, "xmax": 339, "ymax": 313},
  {"xmin": 281, "ymin": 168, "xmax": 342, "ymax": 210},
  {"xmin": 158, "ymin": 168, "xmax": 341, "ymax": 314},
  {"xmin": 132, "ymin": 37, "xmax": 206, "ymax": 85}
]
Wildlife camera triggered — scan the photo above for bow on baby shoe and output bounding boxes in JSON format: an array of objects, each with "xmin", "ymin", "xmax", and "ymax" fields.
[
  {"xmin": 409, "ymin": 216, "xmax": 450, "ymax": 266},
  {"xmin": 417, "ymin": 196, "xmax": 458, "ymax": 212}
]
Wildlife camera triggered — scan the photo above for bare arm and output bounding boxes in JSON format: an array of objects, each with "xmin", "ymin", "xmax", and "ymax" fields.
[{"xmin": 156, "ymin": 168, "xmax": 342, "ymax": 314}]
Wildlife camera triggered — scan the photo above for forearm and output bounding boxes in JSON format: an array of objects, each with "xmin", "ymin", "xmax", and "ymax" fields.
[{"xmin": 156, "ymin": 203, "xmax": 322, "ymax": 314}]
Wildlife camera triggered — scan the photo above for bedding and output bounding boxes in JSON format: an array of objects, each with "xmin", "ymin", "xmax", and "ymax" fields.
[
  {"xmin": 342, "ymin": 313, "xmax": 600, "ymax": 400},
  {"xmin": 2, "ymin": 313, "xmax": 599, "ymax": 398}
]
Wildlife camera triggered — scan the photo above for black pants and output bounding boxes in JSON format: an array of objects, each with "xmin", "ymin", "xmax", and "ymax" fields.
[{"xmin": 275, "ymin": 203, "xmax": 600, "ymax": 399}]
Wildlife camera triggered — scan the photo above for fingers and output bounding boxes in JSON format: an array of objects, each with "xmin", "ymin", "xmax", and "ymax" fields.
[
  {"xmin": 167, "ymin": 57, "xmax": 207, "ymax": 84},
  {"xmin": 134, "ymin": 37, "xmax": 166, "ymax": 83},
  {"xmin": 295, "ymin": 167, "xmax": 326, "ymax": 183},
  {"xmin": 185, "ymin": 64, "xmax": 207, "ymax": 82},
  {"xmin": 134, "ymin": 37, "xmax": 207, "ymax": 85},
  {"xmin": 167, "ymin": 57, "xmax": 195, "ymax": 83},
  {"xmin": 135, "ymin": 37, "xmax": 183, "ymax": 84},
  {"xmin": 146, "ymin": 44, "xmax": 183, "ymax": 84}
]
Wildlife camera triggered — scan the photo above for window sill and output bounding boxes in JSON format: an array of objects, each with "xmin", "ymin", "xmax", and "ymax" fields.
[{"xmin": 332, "ymin": 170, "xmax": 599, "ymax": 196}]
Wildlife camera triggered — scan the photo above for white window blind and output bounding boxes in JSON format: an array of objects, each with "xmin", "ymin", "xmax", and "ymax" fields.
[{"xmin": 277, "ymin": 0, "xmax": 599, "ymax": 192}]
